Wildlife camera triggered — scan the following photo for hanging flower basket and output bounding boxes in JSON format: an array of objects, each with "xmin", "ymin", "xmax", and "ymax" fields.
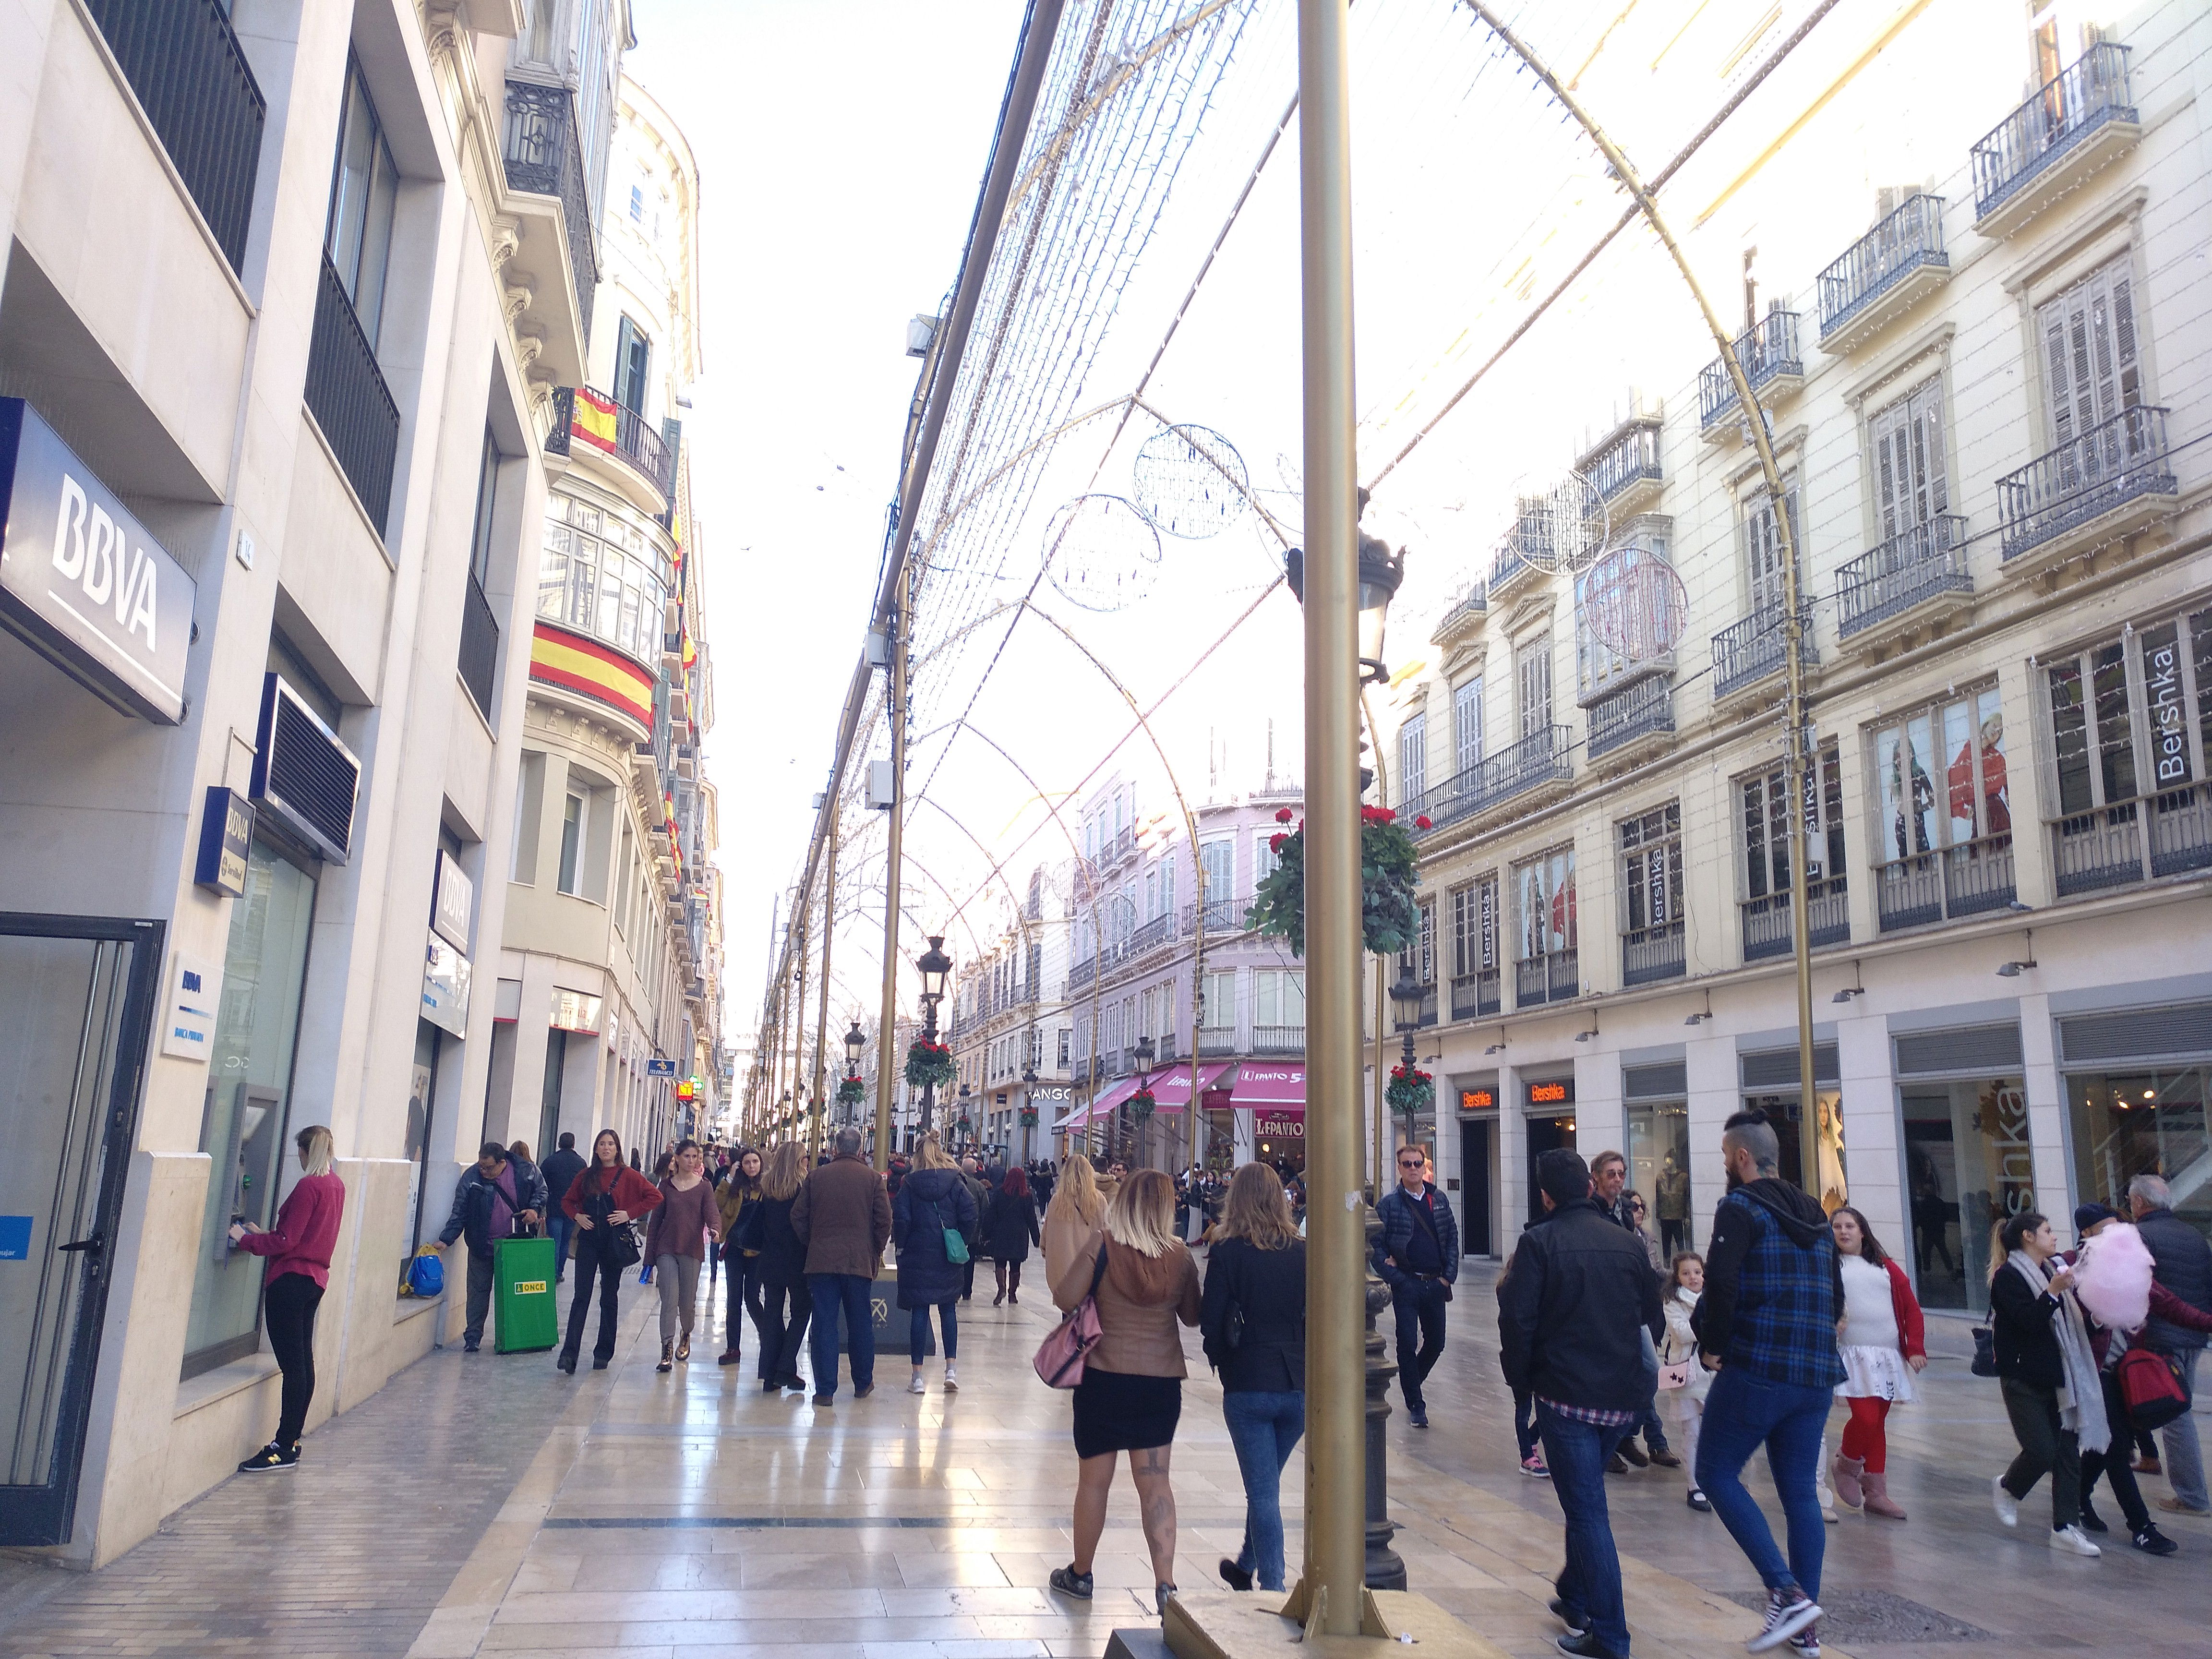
[
  {"xmin": 904, "ymin": 1038, "xmax": 955, "ymax": 1090},
  {"xmin": 953, "ymin": 1116, "xmax": 974, "ymax": 1137},
  {"xmin": 1019, "ymin": 1106, "xmax": 1039, "ymax": 1128},
  {"xmin": 1130, "ymin": 1087, "xmax": 1157, "ymax": 1121},
  {"xmin": 1386, "ymin": 1064, "xmax": 1435, "ymax": 1118},
  {"xmin": 1247, "ymin": 805, "xmax": 1427, "ymax": 958},
  {"xmin": 836, "ymin": 1074, "xmax": 866, "ymax": 1108}
]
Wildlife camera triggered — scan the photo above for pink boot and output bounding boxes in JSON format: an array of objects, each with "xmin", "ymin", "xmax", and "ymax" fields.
[
  {"xmin": 1830, "ymin": 1451, "xmax": 1865, "ymax": 1511},
  {"xmin": 1861, "ymin": 1468, "xmax": 1907, "ymax": 1519}
]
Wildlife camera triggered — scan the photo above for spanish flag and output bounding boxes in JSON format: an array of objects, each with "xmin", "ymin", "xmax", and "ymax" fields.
[
  {"xmin": 529, "ymin": 622, "xmax": 654, "ymax": 728},
  {"xmin": 569, "ymin": 387, "xmax": 621, "ymax": 457}
]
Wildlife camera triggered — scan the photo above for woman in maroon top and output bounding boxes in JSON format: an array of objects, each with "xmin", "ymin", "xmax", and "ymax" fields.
[
  {"xmin": 558, "ymin": 1130, "xmax": 664, "ymax": 1372},
  {"xmin": 231, "ymin": 1126, "xmax": 346, "ymax": 1472}
]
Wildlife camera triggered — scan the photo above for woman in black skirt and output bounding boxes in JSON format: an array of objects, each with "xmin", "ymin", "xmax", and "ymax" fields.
[{"xmin": 1046, "ymin": 1168, "xmax": 1201, "ymax": 1615}]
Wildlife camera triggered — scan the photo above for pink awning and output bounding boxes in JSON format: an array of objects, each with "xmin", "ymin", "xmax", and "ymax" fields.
[
  {"xmin": 1062, "ymin": 1073, "xmax": 1143, "ymax": 1130},
  {"xmin": 1142, "ymin": 1061, "xmax": 1237, "ymax": 1113},
  {"xmin": 1229, "ymin": 1061, "xmax": 1306, "ymax": 1109}
]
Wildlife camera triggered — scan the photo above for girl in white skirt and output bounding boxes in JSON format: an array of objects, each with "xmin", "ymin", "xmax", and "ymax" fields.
[
  {"xmin": 1831, "ymin": 1206, "xmax": 1927, "ymax": 1519},
  {"xmin": 1659, "ymin": 1252, "xmax": 1715, "ymax": 1511}
]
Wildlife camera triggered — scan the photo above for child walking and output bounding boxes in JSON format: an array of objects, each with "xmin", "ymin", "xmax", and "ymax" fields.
[
  {"xmin": 1660, "ymin": 1251, "xmax": 1713, "ymax": 1511},
  {"xmin": 1829, "ymin": 1206, "xmax": 1926, "ymax": 1520}
]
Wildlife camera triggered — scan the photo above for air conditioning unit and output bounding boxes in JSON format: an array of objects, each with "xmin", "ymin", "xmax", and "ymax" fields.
[
  {"xmin": 250, "ymin": 673, "xmax": 359, "ymax": 864},
  {"xmin": 866, "ymin": 759, "xmax": 897, "ymax": 810}
]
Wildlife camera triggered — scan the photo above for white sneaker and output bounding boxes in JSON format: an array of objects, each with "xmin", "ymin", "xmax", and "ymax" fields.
[
  {"xmin": 944, "ymin": 1363, "xmax": 959, "ymax": 1392},
  {"xmin": 1991, "ymin": 1476, "xmax": 2019, "ymax": 1528},
  {"xmin": 908, "ymin": 1372, "xmax": 926, "ymax": 1395},
  {"xmin": 2049, "ymin": 1524, "xmax": 2101, "ymax": 1557}
]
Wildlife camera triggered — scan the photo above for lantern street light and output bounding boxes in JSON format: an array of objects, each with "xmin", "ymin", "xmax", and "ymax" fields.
[
  {"xmin": 915, "ymin": 935, "xmax": 952, "ymax": 1135},
  {"xmin": 844, "ymin": 1018, "xmax": 867, "ymax": 1068},
  {"xmin": 1390, "ymin": 969, "xmax": 1426, "ymax": 1075},
  {"xmin": 1284, "ymin": 489, "xmax": 1407, "ymax": 685},
  {"xmin": 956, "ymin": 1081, "xmax": 973, "ymax": 1149},
  {"xmin": 1021, "ymin": 1061, "xmax": 1040, "ymax": 1163},
  {"xmin": 1131, "ymin": 1034, "xmax": 1157, "ymax": 1166}
]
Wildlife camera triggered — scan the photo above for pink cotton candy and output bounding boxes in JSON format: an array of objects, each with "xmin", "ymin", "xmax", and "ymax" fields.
[{"xmin": 2074, "ymin": 1221, "xmax": 2154, "ymax": 1333}]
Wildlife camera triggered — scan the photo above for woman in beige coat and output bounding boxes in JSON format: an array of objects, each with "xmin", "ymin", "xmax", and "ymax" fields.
[
  {"xmin": 1046, "ymin": 1168, "xmax": 1201, "ymax": 1616},
  {"xmin": 1042, "ymin": 1152, "xmax": 1106, "ymax": 1286}
]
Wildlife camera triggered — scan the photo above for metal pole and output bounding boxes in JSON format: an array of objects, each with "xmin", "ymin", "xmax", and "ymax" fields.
[
  {"xmin": 812, "ymin": 797, "xmax": 839, "ymax": 1159},
  {"xmin": 874, "ymin": 582, "xmax": 909, "ymax": 1169},
  {"xmin": 1294, "ymin": 0, "xmax": 1365, "ymax": 1629},
  {"xmin": 1461, "ymin": 0, "xmax": 1824, "ymax": 1191},
  {"xmin": 790, "ymin": 906, "xmax": 809, "ymax": 1147}
]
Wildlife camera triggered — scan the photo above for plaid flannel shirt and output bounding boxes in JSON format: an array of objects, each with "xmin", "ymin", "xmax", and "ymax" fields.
[{"xmin": 1702, "ymin": 1187, "xmax": 1845, "ymax": 1390}]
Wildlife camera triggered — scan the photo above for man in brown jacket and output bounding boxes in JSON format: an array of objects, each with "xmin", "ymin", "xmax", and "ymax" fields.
[{"xmin": 793, "ymin": 1127, "xmax": 893, "ymax": 1404}]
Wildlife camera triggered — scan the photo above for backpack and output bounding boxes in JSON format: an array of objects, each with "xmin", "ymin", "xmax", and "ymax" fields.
[{"xmin": 406, "ymin": 1247, "xmax": 444, "ymax": 1298}]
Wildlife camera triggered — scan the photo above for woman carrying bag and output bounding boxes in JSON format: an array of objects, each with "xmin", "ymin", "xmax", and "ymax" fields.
[
  {"xmin": 894, "ymin": 1136, "xmax": 977, "ymax": 1395},
  {"xmin": 1987, "ymin": 1210, "xmax": 2108, "ymax": 1555},
  {"xmin": 557, "ymin": 1130, "xmax": 663, "ymax": 1373},
  {"xmin": 716, "ymin": 1146, "xmax": 765, "ymax": 1368},
  {"xmin": 1200, "ymin": 1164, "xmax": 1306, "ymax": 1594}
]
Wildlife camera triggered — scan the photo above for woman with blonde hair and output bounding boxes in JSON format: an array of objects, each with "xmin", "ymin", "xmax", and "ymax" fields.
[
  {"xmin": 1047, "ymin": 1167, "xmax": 1202, "ymax": 1614},
  {"xmin": 1043, "ymin": 1150, "xmax": 1106, "ymax": 1285},
  {"xmin": 1200, "ymin": 1163, "xmax": 1307, "ymax": 1592},
  {"xmin": 231, "ymin": 1126, "xmax": 345, "ymax": 1472},
  {"xmin": 895, "ymin": 1136, "xmax": 977, "ymax": 1393},
  {"xmin": 754, "ymin": 1142, "xmax": 813, "ymax": 1394}
]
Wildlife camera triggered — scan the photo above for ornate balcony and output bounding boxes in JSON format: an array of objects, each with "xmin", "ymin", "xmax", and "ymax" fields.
[
  {"xmin": 1875, "ymin": 834, "xmax": 2016, "ymax": 931},
  {"xmin": 502, "ymin": 80, "xmax": 598, "ymax": 383},
  {"xmin": 1578, "ymin": 414, "xmax": 1664, "ymax": 519},
  {"xmin": 546, "ymin": 385, "xmax": 676, "ymax": 508},
  {"xmin": 1741, "ymin": 876, "xmax": 1850, "ymax": 962},
  {"xmin": 306, "ymin": 253, "xmax": 400, "ymax": 536},
  {"xmin": 1836, "ymin": 515, "xmax": 1972, "ymax": 649},
  {"xmin": 1971, "ymin": 43, "xmax": 2139, "ymax": 239},
  {"xmin": 1252, "ymin": 1024, "xmax": 1306, "ymax": 1056},
  {"xmin": 1623, "ymin": 920, "xmax": 1684, "ymax": 986},
  {"xmin": 1587, "ymin": 677, "xmax": 1674, "ymax": 764},
  {"xmin": 2053, "ymin": 789, "xmax": 2212, "ymax": 896},
  {"xmin": 1817, "ymin": 194, "xmax": 1950, "ymax": 354},
  {"xmin": 1699, "ymin": 311, "xmax": 1804, "ymax": 431},
  {"xmin": 1712, "ymin": 604, "xmax": 1818, "ymax": 702},
  {"xmin": 1488, "ymin": 537, "xmax": 1546, "ymax": 605},
  {"xmin": 1450, "ymin": 970, "xmax": 1501, "ymax": 1021},
  {"xmin": 1998, "ymin": 406, "xmax": 2176, "ymax": 572},
  {"xmin": 1430, "ymin": 580, "xmax": 1488, "ymax": 649},
  {"xmin": 1406, "ymin": 725, "xmax": 1572, "ymax": 838}
]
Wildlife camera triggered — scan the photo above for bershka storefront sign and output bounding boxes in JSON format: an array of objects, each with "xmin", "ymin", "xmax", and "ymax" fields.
[{"xmin": 0, "ymin": 399, "xmax": 195, "ymax": 722}]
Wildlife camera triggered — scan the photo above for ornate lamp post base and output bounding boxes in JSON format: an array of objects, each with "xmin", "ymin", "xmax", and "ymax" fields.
[{"xmin": 1362, "ymin": 1200, "xmax": 1406, "ymax": 1590}]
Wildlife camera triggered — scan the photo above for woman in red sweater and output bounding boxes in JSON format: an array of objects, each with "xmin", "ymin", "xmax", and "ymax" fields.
[
  {"xmin": 558, "ymin": 1130, "xmax": 663, "ymax": 1372},
  {"xmin": 230, "ymin": 1126, "xmax": 346, "ymax": 1472}
]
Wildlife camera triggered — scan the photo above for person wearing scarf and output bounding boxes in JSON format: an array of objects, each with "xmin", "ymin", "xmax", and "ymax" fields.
[{"xmin": 1987, "ymin": 1210, "xmax": 2109, "ymax": 1555}]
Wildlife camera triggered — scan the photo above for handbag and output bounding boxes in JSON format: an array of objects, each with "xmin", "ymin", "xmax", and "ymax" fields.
[
  {"xmin": 1656, "ymin": 1361, "xmax": 1692, "ymax": 1391},
  {"xmin": 1971, "ymin": 1311, "xmax": 1998, "ymax": 1378},
  {"xmin": 600, "ymin": 1219, "xmax": 642, "ymax": 1272},
  {"xmin": 1034, "ymin": 1245, "xmax": 1110, "ymax": 1389},
  {"xmin": 935, "ymin": 1197, "xmax": 971, "ymax": 1265},
  {"xmin": 2118, "ymin": 1344, "xmax": 2190, "ymax": 1431}
]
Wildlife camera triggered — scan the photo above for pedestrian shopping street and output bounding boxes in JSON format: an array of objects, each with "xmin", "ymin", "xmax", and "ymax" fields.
[{"xmin": 1, "ymin": 1262, "xmax": 2204, "ymax": 1659}]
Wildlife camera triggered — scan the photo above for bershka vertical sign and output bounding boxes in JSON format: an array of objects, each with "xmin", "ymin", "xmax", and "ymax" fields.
[{"xmin": 0, "ymin": 398, "xmax": 196, "ymax": 723}]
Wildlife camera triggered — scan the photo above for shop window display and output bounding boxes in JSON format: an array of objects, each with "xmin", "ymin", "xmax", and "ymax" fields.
[
  {"xmin": 2068, "ymin": 1067, "xmax": 2210, "ymax": 1243},
  {"xmin": 1902, "ymin": 1075, "xmax": 2032, "ymax": 1314},
  {"xmin": 1628, "ymin": 1101, "xmax": 1692, "ymax": 1256}
]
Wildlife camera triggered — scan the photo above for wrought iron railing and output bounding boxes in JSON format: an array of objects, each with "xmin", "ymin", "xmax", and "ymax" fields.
[
  {"xmin": 1875, "ymin": 833, "xmax": 2017, "ymax": 931},
  {"xmin": 306, "ymin": 253, "xmax": 400, "ymax": 535},
  {"xmin": 1587, "ymin": 677, "xmax": 1673, "ymax": 759},
  {"xmin": 1405, "ymin": 726, "xmax": 1572, "ymax": 836},
  {"xmin": 1450, "ymin": 970, "xmax": 1501, "ymax": 1021},
  {"xmin": 1837, "ymin": 515, "xmax": 1971, "ymax": 637},
  {"xmin": 1183, "ymin": 898, "xmax": 1241, "ymax": 935},
  {"xmin": 1712, "ymin": 603, "xmax": 1817, "ymax": 700},
  {"xmin": 1515, "ymin": 948, "xmax": 1579, "ymax": 1008},
  {"xmin": 84, "ymin": 0, "xmax": 265, "ymax": 276},
  {"xmin": 1997, "ymin": 406, "xmax": 2174, "ymax": 561},
  {"xmin": 1417, "ymin": 984, "xmax": 1439, "ymax": 1028},
  {"xmin": 502, "ymin": 80, "xmax": 599, "ymax": 334},
  {"xmin": 543, "ymin": 385, "xmax": 676, "ymax": 500},
  {"xmin": 1434, "ymin": 581, "xmax": 1488, "ymax": 635},
  {"xmin": 1130, "ymin": 914, "xmax": 1174, "ymax": 954},
  {"xmin": 2052, "ymin": 788, "xmax": 2212, "ymax": 896},
  {"xmin": 1699, "ymin": 311, "xmax": 1803, "ymax": 428},
  {"xmin": 1817, "ymin": 194, "xmax": 1947, "ymax": 342},
  {"xmin": 459, "ymin": 575, "xmax": 500, "ymax": 717},
  {"xmin": 1198, "ymin": 1030, "xmax": 1239, "ymax": 1058},
  {"xmin": 1741, "ymin": 876, "xmax": 1850, "ymax": 961},
  {"xmin": 1068, "ymin": 957, "xmax": 1096, "ymax": 993},
  {"xmin": 1489, "ymin": 540, "xmax": 1542, "ymax": 596},
  {"xmin": 1584, "ymin": 420, "xmax": 1662, "ymax": 505},
  {"xmin": 1971, "ymin": 43, "xmax": 2135, "ymax": 223},
  {"xmin": 1623, "ymin": 921, "xmax": 1684, "ymax": 986},
  {"xmin": 1252, "ymin": 1024, "xmax": 1306, "ymax": 1056}
]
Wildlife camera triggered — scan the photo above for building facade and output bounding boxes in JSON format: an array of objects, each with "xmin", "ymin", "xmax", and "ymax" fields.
[
  {"xmin": 489, "ymin": 71, "xmax": 721, "ymax": 1168},
  {"xmin": 1381, "ymin": 0, "xmax": 2210, "ymax": 1315},
  {"xmin": 0, "ymin": 0, "xmax": 656, "ymax": 1563},
  {"xmin": 947, "ymin": 860, "xmax": 1079, "ymax": 1164}
]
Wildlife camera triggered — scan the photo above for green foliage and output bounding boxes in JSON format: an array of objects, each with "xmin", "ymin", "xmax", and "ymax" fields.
[
  {"xmin": 903, "ymin": 1039, "xmax": 955, "ymax": 1090},
  {"xmin": 1245, "ymin": 807, "xmax": 1422, "ymax": 958},
  {"xmin": 1386, "ymin": 1065, "xmax": 1435, "ymax": 1117}
]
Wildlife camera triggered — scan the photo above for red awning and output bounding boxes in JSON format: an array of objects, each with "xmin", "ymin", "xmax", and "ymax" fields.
[{"xmin": 1230, "ymin": 1061, "xmax": 1306, "ymax": 1113}]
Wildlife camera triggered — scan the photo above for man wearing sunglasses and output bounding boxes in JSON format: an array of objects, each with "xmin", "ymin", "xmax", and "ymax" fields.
[{"xmin": 1374, "ymin": 1144, "xmax": 1460, "ymax": 1428}]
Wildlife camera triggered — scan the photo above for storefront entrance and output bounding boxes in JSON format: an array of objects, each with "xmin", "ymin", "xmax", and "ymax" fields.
[
  {"xmin": 1524, "ymin": 1074, "xmax": 1575, "ymax": 1225},
  {"xmin": 0, "ymin": 914, "xmax": 163, "ymax": 1546},
  {"xmin": 1740, "ymin": 1043, "xmax": 1842, "ymax": 1207}
]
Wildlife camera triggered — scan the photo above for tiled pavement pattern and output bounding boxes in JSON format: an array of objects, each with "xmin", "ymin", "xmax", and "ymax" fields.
[{"xmin": 6, "ymin": 1255, "xmax": 2210, "ymax": 1659}]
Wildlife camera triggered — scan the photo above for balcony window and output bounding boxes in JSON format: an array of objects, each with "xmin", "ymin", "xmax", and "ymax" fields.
[
  {"xmin": 1398, "ymin": 712, "xmax": 1427, "ymax": 805},
  {"xmin": 2043, "ymin": 611, "xmax": 2212, "ymax": 895},
  {"xmin": 1516, "ymin": 634, "xmax": 1553, "ymax": 737},
  {"xmin": 1254, "ymin": 970, "xmax": 1304, "ymax": 1054},
  {"xmin": 1738, "ymin": 741, "xmax": 1848, "ymax": 961},
  {"xmin": 1620, "ymin": 804, "xmax": 1685, "ymax": 985},
  {"xmin": 1872, "ymin": 687, "xmax": 2015, "ymax": 930},
  {"xmin": 1816, "ymin": 194, "xmax": 1948, "ymax": 346},
  {"xmin": 1454, "ymin": 677, "xmax": 1483, "ymax": 777},
  {"xmin": 1398, "ymin": 899, "xmax": 1438, "ymax": 1026},
  {"xmin": 614, "ymin": 316, "xmax": 653, "ymax": 419},
  {"xmin": 1407, "ymin": 725, "xmax": 1571, "ymax": 837},
  {"xmin": 1576, "ymin": 535, "xmax": 1674, "ymax": 703},
  {"xmin": 459, "ymin": 427, "xmax": 503, "ymax": 718},
  {"xmin": 1699, "ymin": 309, "xmax": 1803, "ymax": 428},
  {"xmin": 537, "ymin": 495, "xmax": 669, "ymax": 667},
  {"xmin": 1512, "ymin": 847, "xmax": 1578, "ymax": 1008},
  {"xmin": 1449, "ymin": 876, "xmax": 1501, "ymax": 1020},
  {"xmin": 1970, "ymin": 42, "xmax": 2136, "ymax": 227},
  {"xmin": 326, "ymin": 59, "xmax": 399, "ymax": 354}
]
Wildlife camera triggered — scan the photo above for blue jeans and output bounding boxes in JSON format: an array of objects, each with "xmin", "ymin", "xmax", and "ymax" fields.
[
  {"xmin": 1635, "ymin": 1402, "xmax": 1670, "ymax": 1453},
  {"xmin": 2161, "ymin": 1349, "xmax": 2205, "ymax": 1510},
  {"xmin": 1512, "ymin": 1389, "xmax": 1539, "ymax": 1462},
  {"xmin": 548, "ymin": 1215, "xmax": 575, "ymax": 1281},
  {"xmin": 1535, "ymin": 1402, "xmax": 1634, "ymax": 1659},
  {"xmin": 1695, "ymin": 1365, "xmax": 1829, "ymax": 1599},
  {"xmin": 1390, "ymin": 1278, "xmax": 1449, "ymax": 1411},
  {"xmin": 1224, "ymin": 1390, "xmax": 1305, "ymax": 1591},
  {"xmin": 807, "ymin": 1273, "xmax": 876, "ymax": 1398},
  {"xmin": 911, "ymin": 1298, "xmax": 957, "ymax": 1363}
]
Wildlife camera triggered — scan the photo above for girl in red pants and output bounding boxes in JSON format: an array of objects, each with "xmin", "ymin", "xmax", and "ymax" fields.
[{"xmin": 1830, "ymin": 1207, "xmax": 1926, "ymax": 1518}]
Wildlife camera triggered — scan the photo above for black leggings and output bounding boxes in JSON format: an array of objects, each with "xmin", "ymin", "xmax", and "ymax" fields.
[
  {"xmin": 1999, "ymin": 1377, "xmax": 2081, "ymax": 1529},
  {"xmin": 562, "ymin": 1239, "xmax": 628, "ymax": 1363},
  {"xmin": 2081, "ymin": 1370, "xmax": 2151, "ymax": 1530},
  {"xmin": 726, "ymin": 1254, "xmax": 764, "ymax": 1353},
  {"xmin": 758, "ymin": 1275, "xmax": 811, "ymax": 1383},
  {"xmin": 264, "ymin": 1272, "xmax": 324, "ymax": 1447}
]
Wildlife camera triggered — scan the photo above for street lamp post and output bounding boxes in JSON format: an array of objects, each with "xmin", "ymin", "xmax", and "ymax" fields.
[
  {"xmin": 916, "ymin": 935, "xmax": 952, "ymax": 1137},
  {"xmin": 955, "ymin": 1082, "xmax": 974, "ymax": 1152},
  {"xmin": 842, "ymin": 1019, "xmax": 867, "ymax": 1128},
  {"xmin": 1020, "ymin": 1062, "xmax": 1039, "ymax": 1163},
  {"xmin": 1133, "ymin": 1034, "xmax": 1156, "ymax": 1168}
]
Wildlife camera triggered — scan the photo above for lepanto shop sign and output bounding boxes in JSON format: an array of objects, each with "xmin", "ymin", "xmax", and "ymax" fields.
[{"xmin": 0, "ymin": 399, "xmax": 195, "ymax": 723}]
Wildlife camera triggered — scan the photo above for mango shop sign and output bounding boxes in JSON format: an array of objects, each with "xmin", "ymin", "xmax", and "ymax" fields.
[{"xmin": 0, "ymin": 399, "xmax": 195, "ymax": 723}]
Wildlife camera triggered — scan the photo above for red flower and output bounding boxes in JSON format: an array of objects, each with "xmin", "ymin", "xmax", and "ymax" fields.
[
  {"xmin": 1275, "ymin": 806, "xmax": 1294, "ymax": 823},
  {"xmin": 1269, "ymin": 833, "xmax": 1287, "ymax": 854},
  {"xmin": 1415, "ymin": 815, "xmax": 1432, "ymax": 830}
]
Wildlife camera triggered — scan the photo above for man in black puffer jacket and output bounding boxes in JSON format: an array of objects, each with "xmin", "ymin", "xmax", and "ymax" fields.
[
  {"xmin": 1499, "ymin": 1148, "xmax": 1663, "ymax": 1659},
  {"xmin": 2130, "ymin": 1172, "xmax": 2212, "ymax": 1516}
]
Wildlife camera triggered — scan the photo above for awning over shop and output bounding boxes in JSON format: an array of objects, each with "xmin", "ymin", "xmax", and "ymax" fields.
[
  {"xmin": 1144, "ymin": 1061, "xmax": 1236, "ymax": 1111},
  {"xmin": 1228, "ymin": 1060, "xmax": 1305, "ymax": 1112},
  {"xmin": 1058, "ymin": 1072, "xmax": 1144, "ymax": 1130}
]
